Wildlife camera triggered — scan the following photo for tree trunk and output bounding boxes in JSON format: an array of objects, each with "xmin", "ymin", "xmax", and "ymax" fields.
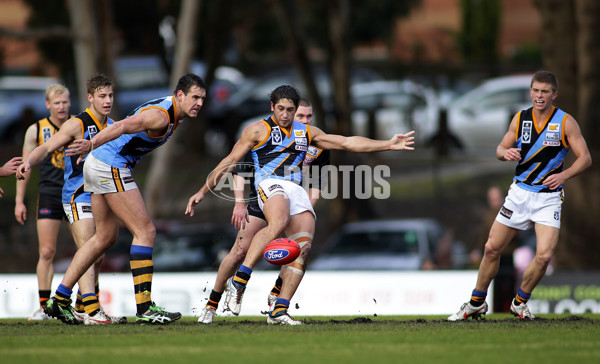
[
  {"xmin": 144, "ymin": 0, "xmax": 200, "ymax": 218},
  {"xmin": 66, "ymin": 0, "xmax": 98, "ymax": 111},
  {"xmin": 561, "ymin": 0, "xmax": 600, "ymax": 268},
  {"xmin": 535, "ymin": 0, "xmax": 600, "ymax": 268},
  {"xmin": 270, "ymin": 0, "xmax": 326, "ymax": 128},
  {"xmin": 325, "ymin": 0, "xmax": 376, "ymax": 227},
  {"xmin": 534, "ymin": 0, "xmax": 578, "ymax": 114}
]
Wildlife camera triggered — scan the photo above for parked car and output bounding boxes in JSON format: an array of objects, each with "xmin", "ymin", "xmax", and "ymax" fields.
[
  {"xmin": 152, "ymin": 223, "xmax": 237, "ymax": 272},
  {"xmin": 55, "ymin": 223, "xmax": 237, "ymax": 273},
  {"xmin": 441, "ymin": 74, "xmax": 533, "ymax": 151},
  {"xmin": 114, "ymin": 55, "xmax": 245, "ymax": 117},
  {"xmin": 0, "ymin": 76, "xmax": 60, "ymax": 142},
  {"xmin": 350, "ymin": 80, "xmax": 440, "ymax": 141},
  {"xmin": 308, "ymin": 218, "xmax": 468, "ymax": 271}
]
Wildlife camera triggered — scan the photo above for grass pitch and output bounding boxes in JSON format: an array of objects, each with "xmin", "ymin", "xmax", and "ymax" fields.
[{"xmin": 1, "ymin": 314, "xmax": 599, "ymax": 363}]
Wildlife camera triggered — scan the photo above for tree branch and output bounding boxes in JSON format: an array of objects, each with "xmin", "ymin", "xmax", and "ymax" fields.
[{"xmin": 0, "ymin": 26, "xmax": 73, "ymax": 40}]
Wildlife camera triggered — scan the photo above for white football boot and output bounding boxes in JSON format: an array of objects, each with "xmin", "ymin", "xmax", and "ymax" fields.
[
  {"xmin": 224, "ymin": 277, "xmax": 245, "ymax": 315},
  {"xmin": 510, "ymin": 299, "xmax": 535, "ymax": 320},
  {"xmin": 28, "ymin": 307, "xmax": 51, "ymax": 321},
  {"xmin": 198, "ymin": 307, "xmax": 217, "ymax": 324},
  {"xmin": 267, "ymin": 312, "xmax": 303, "ymax": 326},
  {"xmin": 447, "ymin": 301, "xmax": 488, "ymax": 321}
]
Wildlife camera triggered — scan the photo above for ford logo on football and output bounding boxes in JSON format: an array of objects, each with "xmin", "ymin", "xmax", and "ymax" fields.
[{"xmin": 265, "ymin": 249, "xmax": 289, "ymax": 261}]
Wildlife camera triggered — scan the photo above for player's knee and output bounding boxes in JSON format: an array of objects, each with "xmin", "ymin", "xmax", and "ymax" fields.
[
  {"xmin": 131, "ymin": 222, "xmax": 156, "ymax": 244},
  {"xmin": 286, "ymin": 260, "xmax": 306, "ymax": 276},
  {"xmin": 231, "ymin": 245, "xmax": 247, "ymax": 264},
  {"xmin": 299, "ymin": 242, "xmax": 312, "ymax": 260},
  {"xmin": 39, "ymin": 246, "xmax": 56, "ymax": 261},
  {"xmin": 483, "ymin": 242, "xmax": 502, "ymax": 259},
  {"xmin": 267, "ymin": 216, "xmax": 290, "ymax": 234},
  {"xmin": 534, "ymin": 251, "xmax": 553, "ymax": 266}
]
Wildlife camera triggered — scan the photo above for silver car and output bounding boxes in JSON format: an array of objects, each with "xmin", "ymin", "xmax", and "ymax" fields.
[
  {"xmin": 309, "ymin": 218, "xmax": 467, "ymax": 270},
  {"xmin": 444, "ymin": 74, "xmax": 533, "ymax": 151}
]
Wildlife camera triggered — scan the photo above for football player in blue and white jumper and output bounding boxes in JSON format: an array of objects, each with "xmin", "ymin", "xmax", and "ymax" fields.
[{"xmin": 449, "ymin": 70, "xmax": 591, "ymax": 321}]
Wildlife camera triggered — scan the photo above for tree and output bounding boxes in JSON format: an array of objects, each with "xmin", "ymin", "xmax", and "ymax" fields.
[
  {"xmin": 144, "ymin": 0, "xmax": 201, "ymax": 217},
  {"xmin": 535, "ymin": 0, "xmax": 600, "ymax": 268},
  {"xmin": 460, "ymin": 0, "xmax": 501, "ymax": 67}
]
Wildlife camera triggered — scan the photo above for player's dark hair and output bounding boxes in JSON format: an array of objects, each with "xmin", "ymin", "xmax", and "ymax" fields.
[
  {"xmin": 175, "ymin": 73, "xmax": 207, "ymax": 95},
  {"xmin": 270, "ymin": 85, "xmax": 300, "ymax": 108},
  {"xmin": 532, "ymin": 70, "xmax": 558, "ymax": 92},
  {"xmin": 87, "ymin": 73, "xmax": 113, "ymax": 95}
]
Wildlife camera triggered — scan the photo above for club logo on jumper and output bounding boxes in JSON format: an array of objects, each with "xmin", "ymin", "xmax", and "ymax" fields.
[
  {"xmin": 265, "ymin": 249, "xmax": 290, "ymax": 262},
  {"xmin": 522, "ymin": 121, "xmax": 532, "ymax": 143},
  {"xmin": 500, "ymin": 206, "xmax": 513, "ymax": 219},
  {"xmin": 42, "ymin": 126, "xmax": 53, "ymax": 143},
  {"xmin": 271, "ymin": 126, "xmax": 283, "ymax": 145},
  {"xmin": 88, "ymin": 125, "xmax": 98, "ymax": 139},
  {"xmin": 548, "ymin": 123, "xmax": 559, "ymax": 132}
]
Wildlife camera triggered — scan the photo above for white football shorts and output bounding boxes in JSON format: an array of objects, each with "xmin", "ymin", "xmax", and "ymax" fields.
[
  {"xmin": 62, "ymin": 202, "xmax": 93, "ymax": 223},
  {"xmin": 257, "ymin": 178, "xmax": 316, "ymax": 219},
  {"xmin": 83, "ymin": 153, "xmax": 138, "ymax": 195},
  {"xmin": 495, "ymin": 183, "xmax": 563, "ymax": 230}
]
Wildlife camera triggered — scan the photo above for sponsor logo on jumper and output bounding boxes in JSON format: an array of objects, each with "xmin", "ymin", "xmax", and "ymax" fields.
[{"xmin": 548, "ymin": 123, "xmax": 559, "ymax": 132}]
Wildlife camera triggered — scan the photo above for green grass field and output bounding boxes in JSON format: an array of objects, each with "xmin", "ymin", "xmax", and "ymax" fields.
[{"xmin": 2, "ymin": 314, "xmax": 599, "ymax": 363}]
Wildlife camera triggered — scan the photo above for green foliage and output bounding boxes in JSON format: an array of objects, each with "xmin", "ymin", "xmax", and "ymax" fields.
[
  {"xmin": 1, "ymin": 315, "xmax": 599, "ymax": 363},
  {"xmin": 349, "ymin": 0, "xmax": 420, "ymax": 43},
  {"xmin": 510, "ymin": 41, "xmax": 542, "ymax": 64},
  {"xmin": 460, "ymin": 0, "xmax": 501, "ymax": 63}
]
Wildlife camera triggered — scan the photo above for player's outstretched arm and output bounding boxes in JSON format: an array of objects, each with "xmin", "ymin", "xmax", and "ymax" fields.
[
  {"xmin": 310, "ymin": 126, "xmax": 415, "ymax": 153},
  {"xmin": 17, "ymin": 119, "xmax": 80, "ymax": 179},
  {"xmin": 185, "ymin": 121, "xmax": 264, "ymax": 217}
]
